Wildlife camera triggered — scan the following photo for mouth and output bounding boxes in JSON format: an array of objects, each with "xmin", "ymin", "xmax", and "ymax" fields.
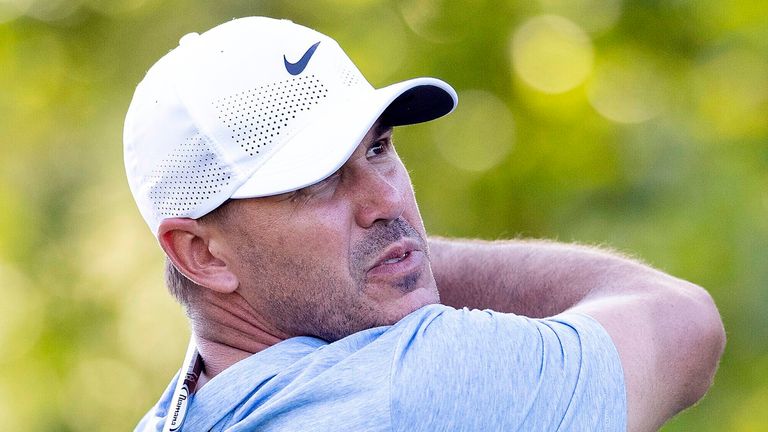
[
  {"xmin": 366, "ymin": 239, "xmax": 424, "ymax": 280},
  {"xmin": 382, "ymin": 250, "xmax": 411, "ymax": 265}
]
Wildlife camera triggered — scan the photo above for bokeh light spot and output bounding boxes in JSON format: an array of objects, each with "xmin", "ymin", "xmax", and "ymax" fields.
[
  {"xmin": 398, "ymin": 0, "xmax": 469, "ymax": 43},
  {"xmin": 512, "ymin": 15, "xmax": 594, "ymax": 94},
  {"xmin": 0, "ymin": 0, "xmax": 31, "ymax": 23},
  {"xmin": 25, "ymin": 0, "xmax": 81, "ymax": 22},
  {"xmin": 693, "ymin": 47, "xmax": 768, "ymax": 139},
  {"xmin": 0, "ymin": 261, "xmax": 43, "ymax": 363},
  {"xmin": 62, "ymin": 356, "xmax": 146, "ymax": 430},
  {"xmin": 431, "ymin": 90, "xmax": 514, "ymax": 172},
  {"xmin": 323, "ymin": 0, "xmax": 380, "ymax": 6},
  {"xmin": 587, "ymin": 53, "xmax": 667, "ymax": 123},
  {"xmin": 335, "ymin": 7, "xmax": 407, "ymax": 85},
  {"xmin": 0, "ymin": 382, "xmax": 17, "ymax": 430},
  {"xmin": 537, "ymin": 0, "xmax": 622, "ymax": 34},
  {"xmin": 83, "ymin": 0, "xmax": 148, "ymax": 16}
]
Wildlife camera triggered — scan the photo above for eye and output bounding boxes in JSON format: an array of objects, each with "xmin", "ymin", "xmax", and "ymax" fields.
[{"xmin": 366, "ymin": 138, "xmax": 390, "ymax": 158}]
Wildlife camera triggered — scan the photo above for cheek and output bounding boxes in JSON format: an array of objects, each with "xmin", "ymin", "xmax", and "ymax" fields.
[
  {"xmin": 394, "ymin": 166, "xmax": 427, "ymax": 232},
  {"xmin": 286, "ymin": 204, "xmax": 354, "ymax": 270},
  {"xmin": 232, "ymin": 206, "xmax": 351, "ymax": 279}
]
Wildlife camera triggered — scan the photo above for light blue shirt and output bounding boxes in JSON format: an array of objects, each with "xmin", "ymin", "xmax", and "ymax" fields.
[{"xmin": 137, "ymin": 304, "xmax": 626, "ymax": 431}]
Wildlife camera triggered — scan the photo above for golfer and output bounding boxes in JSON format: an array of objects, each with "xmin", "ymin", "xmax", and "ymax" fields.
[{"xmin": 124, "ymin": 16, "xmax": 725, "ymax": 432}]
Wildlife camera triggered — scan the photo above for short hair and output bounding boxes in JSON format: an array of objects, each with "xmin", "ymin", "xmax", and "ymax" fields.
[
  {"xmin": 164, "ymin": 257, "xmax": 196, "ymax": 309},
  {"xmin": 163, "ymin": 200, "xmax": 234, "ymax": 310}
]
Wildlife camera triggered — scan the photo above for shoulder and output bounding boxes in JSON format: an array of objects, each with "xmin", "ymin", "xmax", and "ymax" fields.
[
  {"xmin": 185, "ymin": 332, "xmax": 403, "ymax": 431},
  {"xmin": 388, "ymin": 305, "xmax": 626, "ymax": 431},
  {"xmin": 392, "ymin": 303, "xmax": 613, "ymax": 352}
]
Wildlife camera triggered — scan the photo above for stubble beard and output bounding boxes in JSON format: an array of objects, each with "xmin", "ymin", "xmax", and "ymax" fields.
[{"xmin": 244, "ymin": 218, "xmax": 438, "ymax": 342}]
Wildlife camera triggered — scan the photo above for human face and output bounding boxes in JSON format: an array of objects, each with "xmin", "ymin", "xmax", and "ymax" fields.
[{"xmin": 212, "ymin": 121, "xmax": 439, "ymax": 342}]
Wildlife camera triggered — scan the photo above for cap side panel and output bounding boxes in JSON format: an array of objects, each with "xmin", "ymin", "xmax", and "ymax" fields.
[{"xmin": 144, "ymin": 131, "xmax": 233, "ymax": 227}]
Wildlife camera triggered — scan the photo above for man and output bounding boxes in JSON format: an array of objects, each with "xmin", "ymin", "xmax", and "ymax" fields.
[{"xmin": 125, "ymin": 17, "xmax": 725, "ymax": 431}]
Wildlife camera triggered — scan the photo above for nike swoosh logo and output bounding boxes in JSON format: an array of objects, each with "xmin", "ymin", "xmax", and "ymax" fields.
[{"xmin": 284, "ymin": 41, "xmax": 321, "ymax": 76}]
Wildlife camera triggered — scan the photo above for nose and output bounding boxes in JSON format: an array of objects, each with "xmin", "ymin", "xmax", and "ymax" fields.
[{"xmin": 352, "ymin": 166, "xmax": 404, "ymax": 228}]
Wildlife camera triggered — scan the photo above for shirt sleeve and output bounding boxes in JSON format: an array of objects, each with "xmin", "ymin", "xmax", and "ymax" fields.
[{"xmin": 389, "ymin": 306, "xmax": 626, "ymax": 432}]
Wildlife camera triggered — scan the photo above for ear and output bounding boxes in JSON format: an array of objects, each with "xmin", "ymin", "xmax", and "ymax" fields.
[{"xmin": 157, "ymin": 218, "xmax": 238, "ymax": 294}]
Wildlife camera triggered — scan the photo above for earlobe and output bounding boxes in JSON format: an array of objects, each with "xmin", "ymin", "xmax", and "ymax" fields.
[{"xmin": 157, "ymin": 218, "xmax": 239, "ymax": 293}]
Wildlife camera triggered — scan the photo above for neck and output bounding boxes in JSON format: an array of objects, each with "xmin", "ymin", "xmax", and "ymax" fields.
[{"xmin": 189, "ymin": 289, "xmax": 287, "ymax": 386}]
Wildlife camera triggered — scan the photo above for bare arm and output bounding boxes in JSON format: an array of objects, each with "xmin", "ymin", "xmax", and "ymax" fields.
[{"xmin": 429, "ymin": 237, "xmax": 725, "ymax": 432}]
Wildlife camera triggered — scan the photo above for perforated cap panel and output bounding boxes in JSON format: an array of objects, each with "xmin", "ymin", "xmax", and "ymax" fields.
[
  {"xmin": 214, "ymin": 75, "xmax": 329, "ymax": 157},
  {"xmin": 146, "ymin": 132, "xmax": 232, "ymax": 219},
  {"xmin": 341, "ymin": 66, "xmax": 365, "ymax": 88}
]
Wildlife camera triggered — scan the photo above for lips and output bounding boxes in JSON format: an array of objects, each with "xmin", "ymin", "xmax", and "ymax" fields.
[
  {"xmin": 366, "ymin": 238, "xmax": 424, "ymax": 280},
  {"xmin": 371, "ymin": 239, "xmax": 417, "ymax": 267},
  {"xmin": 382, "ymin": 251, "xmax": 410, "ymax": 265}
]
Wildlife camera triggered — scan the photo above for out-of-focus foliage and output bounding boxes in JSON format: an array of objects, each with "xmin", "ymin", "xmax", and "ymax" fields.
[{"xmin": 1, "ymin": 0, "xmax": 766, "ymax": 430}]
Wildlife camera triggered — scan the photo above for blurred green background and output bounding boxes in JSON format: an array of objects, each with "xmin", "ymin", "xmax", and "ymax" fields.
[{"xmin": 1, "ymin": 0, "xmax": 766, "ymax": 430}]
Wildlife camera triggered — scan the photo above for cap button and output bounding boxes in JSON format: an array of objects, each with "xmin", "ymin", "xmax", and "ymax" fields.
[{"xmin": 179, "ymin": 32, "xmax": 200, "ymax": 46}]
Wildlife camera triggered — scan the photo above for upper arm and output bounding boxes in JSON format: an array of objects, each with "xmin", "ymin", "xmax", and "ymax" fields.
[
  {"xmin": 569, "ymin": 279, "xmax": 725, "ymax": 432},
  {"xmin": 390, "ymin": 307, "xmax": 627, "ymax": 431},
  {"xmin": 427, "ymin": 237, "xmax": 725, "ymax": 430}
]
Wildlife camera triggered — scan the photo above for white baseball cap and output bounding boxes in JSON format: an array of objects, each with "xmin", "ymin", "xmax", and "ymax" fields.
[{"xmin": 124, "ymin": 16, "xmax": 457, "ymax": 235}]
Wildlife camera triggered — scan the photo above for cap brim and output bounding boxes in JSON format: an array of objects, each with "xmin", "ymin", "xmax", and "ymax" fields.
[{"xmin": 230, "ymin": 77, "xmax": 457, "ymax": 199}]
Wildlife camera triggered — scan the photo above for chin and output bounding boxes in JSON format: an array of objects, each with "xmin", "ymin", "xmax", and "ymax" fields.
[{"xmin": 386, "ymin": 285, "xmax": 440, "ymax": 323}]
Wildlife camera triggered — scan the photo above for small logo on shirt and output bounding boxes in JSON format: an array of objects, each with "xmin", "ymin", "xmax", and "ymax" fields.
[{"xmin": 284, "ymin": 41, "xmax": 321, "ymax": 75}]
